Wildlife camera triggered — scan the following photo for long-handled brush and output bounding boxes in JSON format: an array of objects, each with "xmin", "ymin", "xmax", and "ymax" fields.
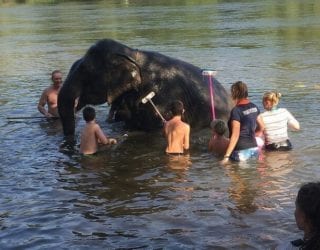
[{"xmin": 141, "ymin": 91, "xmax": 166, "ymax": 122}]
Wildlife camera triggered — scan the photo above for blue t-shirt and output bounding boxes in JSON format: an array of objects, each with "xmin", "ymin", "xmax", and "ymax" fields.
[{"xmin": 228, "ymin": 102, "xmax": 260, "ymax": 150}]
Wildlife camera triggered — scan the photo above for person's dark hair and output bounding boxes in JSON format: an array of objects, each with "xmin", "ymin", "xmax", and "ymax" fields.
[
  {"xmin": 296, "ymin": 182, "xmax": 320, "ymax": 249},
  {"xmin": 231, "ymin": 81, "xmax": 248, "ymax": 100},
  {"xmin": 210, "ymin": 119, "xmax": 227, "ymax": 136},
  {"xmin": 83, "ymin": 106, "xmax": 96, "ymax": 122},
  {"xmin": 170, "ymin": 100, "xmax": 184, "ymax": 116}
]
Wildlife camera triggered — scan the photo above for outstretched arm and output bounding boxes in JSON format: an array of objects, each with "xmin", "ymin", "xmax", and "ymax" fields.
[
  {"xmin": 95, "ymin": 125, "xmax": 109, "ymax": 144},
  {"xmin": 287, "ymin": 111, "xmax": 300, "ymax": 131},
  {"xmin": 95, "ymin": 125, "xmax": 117, "ymax": 145}
]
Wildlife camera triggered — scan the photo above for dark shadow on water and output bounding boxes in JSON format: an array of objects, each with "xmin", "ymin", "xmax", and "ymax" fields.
[
  {"xmin": 59, "ymin": 135, "xmax": 78, "ymax": 157},
  {"xmin": 38, "ymin": 118, "xmax": 63, "ymax": 135},
  {"xmin": 56, "ymin": 131, "xmax": 171, "ymax": 216},
  {"xmin": 54, "ymin": 129, "xmax": 199, "ymax": 221}
]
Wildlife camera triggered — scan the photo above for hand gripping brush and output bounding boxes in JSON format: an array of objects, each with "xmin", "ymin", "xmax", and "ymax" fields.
[{"xmin": 141, "ymin": 91, "xmax": 166, "ymax": 122}]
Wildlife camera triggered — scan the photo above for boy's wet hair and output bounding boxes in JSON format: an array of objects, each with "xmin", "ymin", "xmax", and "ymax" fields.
[
  {"xmin": 170, "ymin": 100, "xmax": 184, "ymax": 116},
  {"xmin": 210, "ymin": 119, "xmax": 227, "ymax": 136},
  {"xmin": 83, "ymin": 106, "xmax": 96, "ymax": 122}
]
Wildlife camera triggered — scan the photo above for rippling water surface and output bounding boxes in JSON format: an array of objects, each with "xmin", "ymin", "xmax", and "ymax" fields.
[{"xmin": 0, "ymin": 1, "xmax": 320, "ymax": 249}]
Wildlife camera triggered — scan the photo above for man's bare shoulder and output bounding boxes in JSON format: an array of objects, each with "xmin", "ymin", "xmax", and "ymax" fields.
[{"xmin": 41, "ymin": 86, "xmax": 54, "ymax": 95}]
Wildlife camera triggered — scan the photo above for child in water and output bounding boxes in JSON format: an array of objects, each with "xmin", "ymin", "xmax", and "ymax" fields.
[
  {"xmin": 164, "ymin": 100, "xmax": 190, "ymax": 155},
  {"xmin": 80, "ymin": 106, "xmax": 117, "ymax": 155},
  {"xmin": 208, "ymin": 119, "xmax": 229, "ymax": 157}
]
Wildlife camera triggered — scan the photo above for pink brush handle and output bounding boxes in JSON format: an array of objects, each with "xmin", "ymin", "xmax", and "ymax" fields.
[{"xmin": 208, "ymin": 76, "xmax": 216, "ymax": 120}]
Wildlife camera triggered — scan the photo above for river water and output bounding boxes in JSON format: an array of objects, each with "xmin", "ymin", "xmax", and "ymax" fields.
[{"xmin": 0, "ymin": 1, "xmax": 319, "ymax": 249}]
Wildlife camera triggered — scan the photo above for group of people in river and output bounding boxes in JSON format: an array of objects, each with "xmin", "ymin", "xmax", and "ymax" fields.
[
  {"xmin": 38, "ymin": 70, "xmax": 300, "ymax": 160},
  {"xmin": 38, "ymin": 70, "xmax": 319, "ymax": 249},
  {"xmin": 209, "ymin": 80, "xmax": 300, "ymax": 163}
]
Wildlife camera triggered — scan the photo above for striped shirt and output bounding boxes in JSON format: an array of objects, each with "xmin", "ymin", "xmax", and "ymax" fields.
[{"xmin": 261, "ymin": 108, "xmax": 298, "ymax": 145}]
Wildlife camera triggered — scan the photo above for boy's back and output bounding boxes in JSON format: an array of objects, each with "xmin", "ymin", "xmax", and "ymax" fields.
[
  {"xmin": 164, "ymin": 100, "xmax": 190, "ymax": 154},
  {"xmin": 208, "ymin": 135, "xmax": 229, "ymax": 157},
  {"xmin": 80, "ymin": 121, "xmax": 108, "ymax": 155},
  {"xmin": 80, "ymin": 106, "xmax": 116, "ymax": 155},
  {"xmin": 165, "ymin": 116, "xmax": 190, "ymax": 154}
]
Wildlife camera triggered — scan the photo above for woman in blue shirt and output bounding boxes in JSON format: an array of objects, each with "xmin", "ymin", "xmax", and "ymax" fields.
[{"xmin": 222, "ymin": 81, "xmax": 264, "ymax": 162}]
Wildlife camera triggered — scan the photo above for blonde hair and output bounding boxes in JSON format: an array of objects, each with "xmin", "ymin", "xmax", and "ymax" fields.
[
  {"xmin": 263, "ymin": 91, "xmax": 282, "ymax": 107},
  {"xmin": 231, "ymin": 81, "xmax": 248, "ymax": 100}
]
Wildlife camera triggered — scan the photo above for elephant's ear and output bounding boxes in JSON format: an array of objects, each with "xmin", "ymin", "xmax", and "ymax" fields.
[
  {"xmin": 114, "ymin": 53, "xmax": 142, "ymax": 83},
  {"xmin": 106, "ymin": 54, "xmax": 142, "ymax": 103}
]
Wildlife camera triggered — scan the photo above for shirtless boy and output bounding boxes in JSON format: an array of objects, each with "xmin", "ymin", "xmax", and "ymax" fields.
[
  {"xmin": 80, "ymin": 106, "xmax": 117, "ymax": 155},
  {"xmin": 208, "ymin": 119, "xmax": 229, "ymax": 157},
  {"xmin": 38, "ymin": 70, "xmax": 62, "ymax": 118},
  {"xmin": 164, "ymin": 100, "xmax": 190, "ymax": 155}
]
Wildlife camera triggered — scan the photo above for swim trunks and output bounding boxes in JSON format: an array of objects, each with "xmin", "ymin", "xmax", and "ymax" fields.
[
  {"xmin": 166, "ymin": 152, "xmax": 185, "ymax": 156},
  {"xmin": 230, "ymin": 147, "xmax": 259, "ymax": 161},
  {"xmin": 265, "ymin": 139, "xmax": 292, "ymax": 151}
]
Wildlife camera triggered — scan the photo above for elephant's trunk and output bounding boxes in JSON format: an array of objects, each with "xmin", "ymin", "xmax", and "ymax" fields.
[
  {"xmin": 58, "ymin": 85, "xmax": 77, "ymax": 136},
  {"xmin": 58, "ymin": 59, "xmax": 84, "ymax": 136}
]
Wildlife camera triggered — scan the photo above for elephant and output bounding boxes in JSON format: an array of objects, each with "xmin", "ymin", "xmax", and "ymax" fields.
[{"xmin": 58, "ymin": 39, "xmax": 232, "ymax": 136}]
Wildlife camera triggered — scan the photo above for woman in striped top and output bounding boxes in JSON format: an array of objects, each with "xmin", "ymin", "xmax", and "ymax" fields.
[{"xmin": 261, "ymin": 91, "xmax": 300, "ymax": 151}]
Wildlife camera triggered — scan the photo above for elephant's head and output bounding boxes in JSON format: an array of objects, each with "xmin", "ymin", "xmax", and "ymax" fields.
[{"xmin": 58, "ymin": 39, "xmax": 142, "ymax": 136}]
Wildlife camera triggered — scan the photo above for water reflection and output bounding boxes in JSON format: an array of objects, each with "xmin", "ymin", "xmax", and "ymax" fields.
[
  {"xmin": 166, "ymin": 154, "xmax": 192, "ymax": 171},
  {"xmin": 225, "ymin": 150, "xmax": 295, "ymax": 214},
  {"xmin": 165, "ymin": 154, "xmax": 194, "ymax": 201},
  {"xmin": 259, "ymin": 151, "xmax": 294, "ymax": 176},
  {"xmin": 57, "ymin": 148, "xmax": 197, "ymax": 222},
  {"xmin": 58, "ymin": 144, "xmax": 169, "ymax": 217},
  {"xmin": 225, "ymin": 163, "xmax": 260, "ymax": 214}
]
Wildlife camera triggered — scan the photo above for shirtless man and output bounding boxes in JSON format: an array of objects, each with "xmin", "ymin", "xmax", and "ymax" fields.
[
  {"xmin": 164, "ymin": 100, "xmax": 190, "ymax": 155},
  {"xmin": 80, "ymin": 106, "xmax": 117, "ymax": 155},
  {"xmin": 37, "ymin": 70, "xmax": 62, "ymax": 118}
]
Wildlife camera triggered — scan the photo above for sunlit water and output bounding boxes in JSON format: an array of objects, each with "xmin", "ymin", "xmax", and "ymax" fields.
[{"xmin": 0, "ymin": 1, "xmax": 319, "ymax": 249}]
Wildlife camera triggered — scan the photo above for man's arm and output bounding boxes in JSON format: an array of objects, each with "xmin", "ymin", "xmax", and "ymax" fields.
[{"xmin": 37, "ymin": 90, "xmax": 52, "ymax": 117}]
